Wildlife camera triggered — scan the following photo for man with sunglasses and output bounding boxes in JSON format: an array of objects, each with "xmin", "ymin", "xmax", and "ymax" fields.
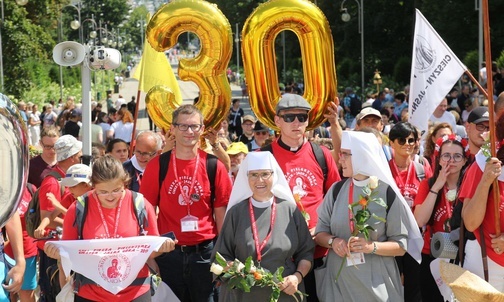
[
  {"xmin": 140, "ymin": 105, "xmax": 232, "ymax": 302},
  {"xmin": 247, "ymin": 122, "xmax": 270, "ymax": 151},
  {"xmin": 263, "ymin": 94, "xmax": 341, "ymax": 302},
  {"xmin": 123, "ymin": 131, "xmax": 162, "ymax": 192},
  {"xmin": 465, "ymin": 106, "xmax": 490, "ymax": 158}
]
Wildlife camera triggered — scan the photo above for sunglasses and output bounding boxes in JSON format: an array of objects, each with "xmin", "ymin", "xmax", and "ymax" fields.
[
  {"xmin": 396, "ymin": 137, "xmax": 416, "ymax": 146},
  {"xmin": 255, "ymin": 131, "xmax": 268, "ymax": 135},
  {"xmin": 278, "ymin": 113, "xmax": 309, "ymax": 123}
]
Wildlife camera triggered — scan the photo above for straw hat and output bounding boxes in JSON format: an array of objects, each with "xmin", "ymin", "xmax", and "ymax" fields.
[{"xmin": 439, "ymin": 261, "xmax": 504, "ymax": 302}]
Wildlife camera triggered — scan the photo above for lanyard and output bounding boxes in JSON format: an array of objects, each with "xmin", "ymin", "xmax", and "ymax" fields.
[
  {"xmin": 348, "ymin": 181, "xmax": 355, "ymax": 234},
  {"xmin": 135, "ymin": 171, "xmax": 142, "ymax": 187},
  {"xmin": 248, "ymin": 197, "xmax": 276, "ymax": 263},
  {"xmin": 95, "ymin": 192, "xmax": 124, "ymax": 238},
  {"xmin": 172, "ymin": 148, "xmax": 200, "ymax": 215},
  {"xmin": 391, "ymin": 160, "xmax": 414, "ymax": 194}
]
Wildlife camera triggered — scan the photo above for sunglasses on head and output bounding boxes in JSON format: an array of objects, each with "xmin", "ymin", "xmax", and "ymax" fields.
[
  {"xmin": 278, "ymin": 113, "xmax": 309, "ymax": 123},
  {"xmin": 396, "ymin": 137, "xmax": 416, "ymax": 146}
]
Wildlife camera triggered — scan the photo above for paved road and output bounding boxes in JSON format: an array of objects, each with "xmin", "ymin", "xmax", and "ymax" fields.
[{"xmin": 111, "ymin": 62, "xmax": 252, "ymax": 131}]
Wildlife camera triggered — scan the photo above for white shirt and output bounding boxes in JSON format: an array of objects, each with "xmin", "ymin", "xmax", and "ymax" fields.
[
  {"xmin": 115, "ymin": 98, "xmax": 126, "ymax": 110},
  {"xmin": 429, "ymin": 111, "xmax": 457, "ymax": 133},
  {"xmin": 111, "ymin": 121, "xmax": 133, "ymax": 143}
]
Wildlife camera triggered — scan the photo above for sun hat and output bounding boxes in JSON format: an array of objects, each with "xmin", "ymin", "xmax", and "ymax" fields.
[
  {"xmin": 226, "ymin": 142, "xmax": 249, "ymax": 155},
  {"xmin": 55, "ymin": 135, "xmax": 82, "ymax": 162}
]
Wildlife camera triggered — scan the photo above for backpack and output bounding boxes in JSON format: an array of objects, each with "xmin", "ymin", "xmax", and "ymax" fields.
[
  {"xmin": 74, "ymin": 191, "xmax": 148, "ymax": 239},
  {"xmin": 158, "ymin": 151, "xmax": 218, "ymax": 205},
  {"xmin": 25, "ymin": 171, "xmax": 64, "ymax": 238},
  {"xmin": 261, "ymin": 142, "xmax": 329, "ymax": 190},
  {"xmin": 331, "ymin": 179, "xmax": 396, "ymax": 215},
  {"xmin": 349, "ymin": 95, "xmax": 362, "ymax": 117}
]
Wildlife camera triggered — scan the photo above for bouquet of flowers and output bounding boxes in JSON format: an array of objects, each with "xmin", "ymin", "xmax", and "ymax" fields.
[
  {"xmin": 336, "ymin": 176, "xmax": 386, "ymax": 281},
  {"xmin": 293, "ymin": 193, "xmax": 310, "ymax": 223},
  {"xmin": 210, "ymin": 252, "xmax": 307, "ymax": 302}
]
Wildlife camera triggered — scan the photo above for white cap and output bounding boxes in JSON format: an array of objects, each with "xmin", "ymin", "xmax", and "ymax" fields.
[{"xmin": 61, "ymin": 164, "xmax": 91, "ymax": 187}]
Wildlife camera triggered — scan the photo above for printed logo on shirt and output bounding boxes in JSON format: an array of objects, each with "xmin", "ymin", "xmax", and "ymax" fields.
[
  {"xmin": 285, "ymin": 167, "xmax": 319, "ymax": 191},
  {"xmin": 167, "ymin": 176, "xmax": 204, "ymax": 206},
  {"xmin": 98, "ymin": 254, "xmax": 131, "ymax": 284}
]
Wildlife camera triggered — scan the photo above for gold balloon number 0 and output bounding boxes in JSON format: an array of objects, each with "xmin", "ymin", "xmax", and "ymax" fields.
[
  {"xmin": 147, "ymin": 0, "xmax": 232, "ymax": 131},
  {"xmin": 242, "ymin": 0, "xmax": 337, "ymax": 130}
]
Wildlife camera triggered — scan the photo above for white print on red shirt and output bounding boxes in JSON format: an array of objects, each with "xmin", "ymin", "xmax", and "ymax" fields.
[
  {"xmin": 285, "ymin": 167, "xmax": 319, "ymax": 190},
  {"xmin": 167, "ymin": 176, "xmax": 203, "ymax": 206}
]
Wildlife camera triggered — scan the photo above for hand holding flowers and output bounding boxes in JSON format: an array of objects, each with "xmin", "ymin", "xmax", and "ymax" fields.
[{"xmin": 211, "ymin": 252, "xmax": 307, "ymax": 302}]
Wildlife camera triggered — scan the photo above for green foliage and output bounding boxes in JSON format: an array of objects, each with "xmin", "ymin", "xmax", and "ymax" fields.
[
  {"xmin": 463, "ymin": 50, "xmax": 479, "ymax": 76},
  {"xmin": 497, "ymin": 51, "xmax": 504, "ymax": 70},
  {"xmin": 393, "ymin": 56, "xmax": 412, "ymax": 85}
]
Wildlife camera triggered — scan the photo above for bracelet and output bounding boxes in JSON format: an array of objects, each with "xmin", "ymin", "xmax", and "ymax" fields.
[
  {"xmin": 429, "ymin": 189, "xmax": 438, "ymax": 195},
  {"xmin": 294, "ymin": 270, "xmax": 304, "ymax": 282},
  {"xmin": 211, "ymin": 143, "xmax": 219, "ymax": 150},
  {"xmin": 371, "ymin": 242, "xmax": 377, "ymax": 254}
]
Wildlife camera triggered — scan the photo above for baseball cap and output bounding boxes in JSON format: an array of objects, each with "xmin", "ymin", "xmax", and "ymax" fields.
[
  {"xmin": 357, "ymin": 107, "xmax": 381, "ymax": 120},
  {"xmin": 70, "ymin": 108, "xmax": 82, "ymax": 117},
  {"xmin": 226, "ymin": 142, "xmax": 249, "ymax": 155},
  {"xmin": 243, "ymin": 115, "xmax": 256, "ymax": 123},
  {"xmin": 61, "ymin": 164, "xmax": 91, "ymax": 187},
  {"xmin": 467, "ymin": 106, "xmax": 489, "ymax": 124},
  {"xmin": 275, "ymin": 94, "xmax": 311, "ymax": 114},
  {"xmin": 55, "ymin": 135, "xmax": 82, "ymax": 162}
]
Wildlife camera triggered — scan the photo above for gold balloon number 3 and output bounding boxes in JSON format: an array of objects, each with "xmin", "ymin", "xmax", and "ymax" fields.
[
  {"xmin": 242, "ymin": 0, "xmax": 337, "ymax": 130},
  {"xmin": 146, "ymin": 0, "xmax": 232, "ymax": 130}
]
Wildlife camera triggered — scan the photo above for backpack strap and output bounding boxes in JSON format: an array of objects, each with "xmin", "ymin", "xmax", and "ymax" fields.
[
  {"xmin": 331, "ymin": 179, "xmax": 347, "ymax": 203},
  {"xmin": 27, "ymin": 183, "xmax": 36, "ymax": 196},
  {"xmin": 132, "ymin": 192, "xmax": 148, "ymax": 235},
  {"xmin": 74, "ymin": 194, "xmax": 88, "ymax": 240},
  {"xmin": 412, "ymin": 161, "xmax": 425, "ymax": 181},
  {"xmin": 158, "ymin": 151, "xmax": 171, "ymax": 189},
  {"xmin": 260, "ymin": 143, "xmax": 273, "ymax": 153},
  {"xmin": 206, "ymin": 154, "xmax": 218, "ymax": 208},
  {"xmin": 333, "ymin": 179, "xmax": 395, "ymax": 215},
  {"xmin": 46, "ymin": 170, "xmax": 65, "ymax": 196},
  {"xmin": 310, "ymin": 142, "xmax": 328, "ymax": 191}
]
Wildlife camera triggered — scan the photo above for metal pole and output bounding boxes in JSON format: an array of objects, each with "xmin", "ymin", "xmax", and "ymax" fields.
[
  {"xmin": 81, "ymin": 45, "xmax": 92, "ymax": 165},
  {"xmin": 360, "ymin": 0, "xmax": 364, "ymax": 94},
  {"xmin": 0, "ymin": 0, "xmax": 4, "ymax": 92},
  {"xmin": 59, "ymin": 12, "xmax": 64, "ymax": 102},
  {"xmin": 78, "ymin": 1, "xmax": 83, "ymax": 44},
  {"xmin": 235, "ymin": 23, "xmax": 240, "ymax": 85}
]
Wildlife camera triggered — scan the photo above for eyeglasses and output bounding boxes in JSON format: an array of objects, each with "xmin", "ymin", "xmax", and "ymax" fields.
[
  {"xmin": 278, "ymin": 113, "xmax": 309, "ymax": 123},
  {"xmin": 173, "ymin": 123, "xmax": 203, "ymax": 132},
  {"xmin": 475, "ymin": 123, "xmax": 490, "ymax": 132},
  {"xmin": 396, "ymin": 137, "xmax": 416, "ymax": 146},
  {"xmin": 339, "ymin": 152, "xmax": 352, "ymax": 160},
  {"xmin": 248, "ymin": 171, "xmax": 274, "ymax": 180},
  {"xmin": 255, "ymin": 131, "xmax": 268, "ymax": 136},
  {"xmin": 440, "ymin": 153, "xmax": 464, "ymax": 162},
  {"xmin": 40, "ymin": 142, "xmax": 55, "ymax": 150},
  {"xmin": 95, "ymin": 188, "xmax": 124, "ymax": 197},
  {"xmin": 135, "ymin": 150, "xmax": 157, "ymax": 158},
  {"xmin": 242, "ymin": 123, "xmax": 254, "ymax": 127}
]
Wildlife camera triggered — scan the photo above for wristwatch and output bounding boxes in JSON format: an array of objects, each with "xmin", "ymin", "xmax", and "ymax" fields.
[{"xmin": 327, "ymin": 236, "xmax": 336, "ymax": 248}]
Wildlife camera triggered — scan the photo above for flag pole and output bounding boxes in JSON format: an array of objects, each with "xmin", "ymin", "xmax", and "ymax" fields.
[
  {"xmin": 464, "ymin": 70, "xmax": 488, "ymax": 99},
  {"xmin": 482, "ymin": 0, "xmax": 500, "ymax": 237},
  {"xmin": 129, "ymin": 88, "xmax": 143, "ymax": 155}
]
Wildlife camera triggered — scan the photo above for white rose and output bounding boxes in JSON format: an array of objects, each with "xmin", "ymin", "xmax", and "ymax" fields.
[
  {"xmin": 237, "ymin": 262, "xmax": 245, "ymax": 272},
  {"xmin": 369, "ymin": 176, "xmax": 379, "ymax": 190},
  {"xmin": 249, "ymin": 264, "xmax": 257, "ymax": 273},
  {"xmin": 210, "ymin": 263, "xmax": 224, "ymax": 275},
  {"xmin": 446, "ymin": 189, "xmax": 457, "ymax": 202}
]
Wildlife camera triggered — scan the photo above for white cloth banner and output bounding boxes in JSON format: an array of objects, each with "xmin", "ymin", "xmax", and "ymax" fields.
[
  {"xmin": 409, "ymin": 9, "xmax": 466, "ymax": 133},
  {"xmin": 49, "ymin": 236, "xmax": 166, "ymax": 295}
]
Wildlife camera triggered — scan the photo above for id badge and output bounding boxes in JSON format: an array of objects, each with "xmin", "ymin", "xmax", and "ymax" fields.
[
  {"xmin": 181, "ymin": 215, "xmax": 199, "ymax": 232},
  {"xmin": 346, "ymin": 252, "xmax": 366, "ymax": 266}
]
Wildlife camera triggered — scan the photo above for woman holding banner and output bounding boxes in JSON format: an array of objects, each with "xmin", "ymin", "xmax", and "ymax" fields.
[{"xmin": 44, "ymin": 155, "xmax": 177, "ymax": 301}]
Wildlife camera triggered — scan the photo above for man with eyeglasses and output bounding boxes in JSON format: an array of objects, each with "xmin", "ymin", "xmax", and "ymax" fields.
[
  {"xmin": 140, "ymin": 104, "xmax": 232, "ymax": 302},
  {"xmin": 123, "ymin": 131, "xmax": 162, "ymax": 192},
  {"xmin": 465, "ymin": 106, "xmax": 490, "ymax": 158},
  {"xmin": 263, "ymin": 93, "xmax": 341, "ymax": 302},
  {"xmin": 429, "ymin": 98, "xmax": 457, "ymax": 132},
  {"xmin": 29, "ymin": 126, "xmax": 60, "ymax": 188},
  {"xmin": 34, "ymin": 134, "xmax": 82, "ymax": 302}
]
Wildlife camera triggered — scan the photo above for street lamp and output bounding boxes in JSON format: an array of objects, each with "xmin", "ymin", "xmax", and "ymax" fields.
[
  {"xmin": 235, "ymin": 23, "xmax": 240, "ymax": 85},
  {"xmin": 137, "ymin": 18, "xmax": 145, "ymax": 54},
  {"xmin": 341, "ymin": 0, "xmax": 364, "ymax": 95},
  {"xmin": 0, "ymin": 0, "xmax": 29, "ymax": 92},
  {"xmin": 373, "ymin": 69, "xmax": 382, "ymax": 94}
]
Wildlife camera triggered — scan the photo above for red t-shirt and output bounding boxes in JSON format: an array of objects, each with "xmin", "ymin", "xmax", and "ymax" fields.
[
  {"xmin": 459, "ymin": 163, "xmax": 504, "ymax": 266},
  {"xmin": 270, "ymin": 140, "xmax": 341, "ymax": 258},
  {"xmin": 140, "ymin": 150, "xmax": 232, "ymax": 246},
  {"xmin": 4, "ymin": 184, "xmax": 38, "ymax": 259},
  {"xmin": 414, "ymin": 179, "xmax": 454, "ymax": 254},
  {"xmin": 36, "ymin": 166, "xmax": 73, "ymax": 250},
  {"xmin": 389, "ymin": 159, "xmax": 433, "ymax": 208},
  {"xmin": 62, "ymin": 190, "xmax": 159, "ymax": 301}
]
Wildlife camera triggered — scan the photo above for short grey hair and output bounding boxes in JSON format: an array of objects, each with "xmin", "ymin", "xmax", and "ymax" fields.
[{"xmin": 136, "ymin": 131, "xmax": 162, "ymax": 150}]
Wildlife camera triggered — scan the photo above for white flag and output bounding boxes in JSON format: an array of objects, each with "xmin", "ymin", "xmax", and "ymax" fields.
[
  {"xmin": 50, "ymin": 236, "xmax": 166, "ymax": 295},
  {"xmin": 409, "ymin": 9, "xmax": 466, "ymax": 133}
]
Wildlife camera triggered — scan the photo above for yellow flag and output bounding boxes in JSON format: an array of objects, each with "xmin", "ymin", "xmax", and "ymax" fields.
[{"xmin": 132, "ymin": 17, "xmax": 182, "ymax": 103}]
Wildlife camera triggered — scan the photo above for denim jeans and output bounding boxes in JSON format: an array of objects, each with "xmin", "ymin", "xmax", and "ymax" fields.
[{"xmin": 155, "ymin": 240, "xmax": 216, "ymax": 302}]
